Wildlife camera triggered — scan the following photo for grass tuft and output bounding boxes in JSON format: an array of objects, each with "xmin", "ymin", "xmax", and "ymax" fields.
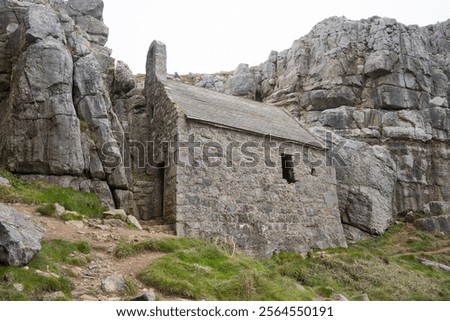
[{"xmin": 37, "ymin": 203, "xmax": 56, "ymax": 217}]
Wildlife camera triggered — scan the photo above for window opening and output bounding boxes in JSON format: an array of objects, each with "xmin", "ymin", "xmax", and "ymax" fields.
[{"xmin": 281, "ymin": 153, "xmax": 296, "ymax": 184}]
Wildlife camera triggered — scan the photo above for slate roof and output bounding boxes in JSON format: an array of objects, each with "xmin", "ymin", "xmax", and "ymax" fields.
[{"xmin": 165, "ymin": 80, "xmax": 322, "ymax": 147}]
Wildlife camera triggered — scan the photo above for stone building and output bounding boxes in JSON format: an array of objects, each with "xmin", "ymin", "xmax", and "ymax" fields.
[{"xmin": 144, "ymin": 41, "xmax": 347, "ymax": 256}]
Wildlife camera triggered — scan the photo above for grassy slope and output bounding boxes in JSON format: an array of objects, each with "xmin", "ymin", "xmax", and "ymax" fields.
[
  {"xmin": 0, "ymin": 240, "xmax": 90, "ymax": 300},
  {"xmin": 117, "ymin": 224, "xmax": 450, "ymax": 301},
  {"xmin": 0, "ymin": 168, "xmax": 104, "ymax": 217},
  {"xmin": 116, "ymin": 238, "xmax": 314, "ymax": 300},
  {"xmin": 0, "ymin": 168, "xmax": 100, "ymax": 300}
]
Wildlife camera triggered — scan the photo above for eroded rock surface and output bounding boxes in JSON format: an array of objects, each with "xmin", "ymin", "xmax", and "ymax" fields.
[
  {"xmin": 0, "ymin": 0, "xmax": 132, "ymax": 210},
  {"xmin": 0, "ymin": 204, "xmax": 45, "ymax": 266}
]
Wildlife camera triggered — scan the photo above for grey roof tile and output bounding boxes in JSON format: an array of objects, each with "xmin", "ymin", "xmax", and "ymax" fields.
[{"xmin": 166, "ymin": 80, "xmax": 321, "ymax": 147}]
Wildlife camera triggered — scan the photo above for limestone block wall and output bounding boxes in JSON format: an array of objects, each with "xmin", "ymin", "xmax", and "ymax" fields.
[
  {"xmin": 174, "ymin": 120, "xmax": 347, "ymax": 256},
  {"xmin": 145, "ymin": 81, "xmax": 180, "ymax": 223}
]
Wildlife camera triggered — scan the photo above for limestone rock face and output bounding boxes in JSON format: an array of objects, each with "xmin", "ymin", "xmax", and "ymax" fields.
[
  {"xmin": 114, "ymin": 61, "xmax": 135, "ymax": 95},
  {"xmin": 0, "ymin": 0, "xmax": 130, "ymax": 210},
  {"xmin": 311, "ymin": 127, "xmax": 396, "ymax": 235},
  {"xmin": 271, "ymin": 17, "xmax": 450, "ymax": 233},
  {"xmin": 413, "ymin": 201, "xmax": 450, "ymax": 235},
  {"xmin": 265, "ymin": 17, "xmax": 450, "ymax": 111},
  {"xmin": 224, "ymin": 63, "xmax": 257, "ymax": 100},
  {"xmin": 0, "ymin": 204, "xmax": 45, "ymax": 266},
  {"xmin": 67, "ymin": 0, "xmax": 108, "ymax": 46}
]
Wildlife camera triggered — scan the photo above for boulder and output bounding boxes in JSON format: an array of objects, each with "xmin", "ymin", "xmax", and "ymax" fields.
[
  {"xmin": 418, "ymin": 258, "xmax": 450, "ymax": 271},
  {"xmin": 54, "ymin": 203, "xmax": 66, "ymax": 216},
  {"xmin": 224, "ymin": 63, "xmax": 256, "ymax": 100},
  {"xmin": 114, "ymin": 61, "xmax": 135, "ymax": 95},
  {"xmin": 43, "ymin": 291, "xmax": 66, "ymax": 301},
  {"xmin": 25, "ymin": 5, "xmax": 65, "ymax": 44},
  {"xmin": 65, "ymin": 220, "xmax": 85, "ymax": 229},
  {"xmin": 103, "ymin": 209, "xmax": 127, "ymax": 222},
  {"xmin": 311, "ymin": 127, "xmax": 396, "ymax": 235},
  {"xmin": 0, "ymin": 204, "xmax": 45, "ymax": 266},
  {"xmin": 127, "ymin": 215, "xmax": 143, "ymax": 231},
  {"xmin": 101, "ymin": 275, "xmax": 126, "ymax": 293},
  {"xmin": 113, "ymin": 190, "xmax": 138, "ymax": 216},
  {"xmin": 131, "ymin": 291, "xmax": 156, "ymax": 301},
  {"xmin": 337, "ymin": 141, "xmax": 396, "ymax": 234},
  {"xmin": 0, "ymin": 176, "xmax": 11, "ymax": 187}
]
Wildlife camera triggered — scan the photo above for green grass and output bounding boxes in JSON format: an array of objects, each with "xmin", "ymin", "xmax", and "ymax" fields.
[
  {"xmin": 271, "ymin": 224, "xmax": 450, "ymax": 301},
  {"xmin": 122, "ymin": 278, "xmax": 139, "ymax": 297},
  {"xmin": 29, "ymin": 240, "xmax": 90, "ymax": 270},
  {"xmin": 0, "ymin": 240, "xmax": 91, "ymax": 300},
  {"xmin": 0, "ymin": 168, "xmax": 104, "ymax": 217},
  {"xmin": 116, "ymin": 238, "xmax": 313, "ymax": 300},
  {"xmin": 117, "ymin": 223, "xmax": 450, "ymax": 301},
  {"xmin": 115, "ymin": 237, "xmax": 209, "ymax": 258},
  {"xmin": 37, "ymin": 203, "xmax": 57, "ymax": 217},
  {"xmin": 60, "ymin": 212, "xmax": 84, "ymax": 221}
]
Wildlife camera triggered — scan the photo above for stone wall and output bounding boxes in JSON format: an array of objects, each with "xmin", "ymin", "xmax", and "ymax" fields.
[
  {"xmin": 175, "ymin": 120, "xmax": 347, "ymax": 257},
  {"xmin": 145, "ymin": 41, "xmax": 181, "ymax": 223}
]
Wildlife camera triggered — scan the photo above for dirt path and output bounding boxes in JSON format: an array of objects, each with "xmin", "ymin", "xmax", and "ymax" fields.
[
  {"xmin": 394, "ymin": 246, "xmax": 450, "ymax": 257},
  {"xmin": 12, "ymin": 204, "xmax": 174, "ymax": 301}
]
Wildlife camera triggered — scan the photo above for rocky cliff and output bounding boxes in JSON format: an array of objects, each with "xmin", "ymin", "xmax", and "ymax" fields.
[
  {"xmin": 188, "ymin": 16, "xmax": 450, "ymax": 238},
  {"xmin": 0, "ymin": 0, "xmax": 137, "ymax": 212},
  {"xmin": 1, "ymin": 1, "xmax": 449, "ymax": 241}
]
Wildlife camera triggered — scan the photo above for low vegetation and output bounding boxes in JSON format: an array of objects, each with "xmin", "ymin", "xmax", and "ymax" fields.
[
  {"xmin": 0, "ymin": 240, "xmax": 90, "ymax": 300},
  {"xmin": 0, "ymin": 168, "xmax": 104, "ymax": 218},
  {"xmin": 121, "ymin": 238, "xmax": 313, "ymax": 300},
  {"xmin": 116, "ymin": 223, "xmax": 450, "ymax": 301},
  {"xmin": 272, "ymin": 225, "xmax": 450, "ymax": 300}
]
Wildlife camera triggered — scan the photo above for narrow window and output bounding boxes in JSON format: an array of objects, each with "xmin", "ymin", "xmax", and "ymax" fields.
[
  {"xmin": 154, "ymin": 162, "xmax": 165, "ymax": 218},
  {"xmin": 281, "ymin": 153, "xmax": 296, "ymax": 184},
  {"xmin": 150, "ymin": 103, "xmax": 155, "ymax": 119}
]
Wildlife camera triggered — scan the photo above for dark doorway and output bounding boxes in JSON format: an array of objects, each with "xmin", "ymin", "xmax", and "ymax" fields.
[
  {"xmin": 281, "ymin": 153, "xmax": 296, "ymax": 184},
  {"xmin": 154, "ymin": 162, "xmax": 165, "ymax": 218}
]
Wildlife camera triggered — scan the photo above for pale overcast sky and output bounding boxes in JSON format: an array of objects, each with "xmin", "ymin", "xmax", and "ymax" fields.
[{"xmin": 103, "ymin": 0, "xmax": 449, "ymax": 75}]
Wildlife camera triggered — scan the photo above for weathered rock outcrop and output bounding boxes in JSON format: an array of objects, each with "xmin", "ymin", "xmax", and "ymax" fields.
[
  {"xmin": 269, "ymin": 17, "xmax": 450, "ymax": 227},
  {"xmin": 409, "ymin": 201, "xmax": 450, "ymax": 235},
  {"xmin": 311, "ymin": 127, "xmax": 397, "ymax": 235},
  {"xmin": 0, "ymin": 204, "xmax": 45, "ymax": 266},
  {"xmin": 0, "ymin": 0, "xmax": 132, "ymax": 210},
  {"xmin": 224, "ymin": 63, "xmax": 257, "ymax": 100}
]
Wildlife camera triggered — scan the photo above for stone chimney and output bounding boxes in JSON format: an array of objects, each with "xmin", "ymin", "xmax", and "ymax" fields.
[{"xmin": 146, "ymin": 40, "xmax": 167, "ymax": 84}]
